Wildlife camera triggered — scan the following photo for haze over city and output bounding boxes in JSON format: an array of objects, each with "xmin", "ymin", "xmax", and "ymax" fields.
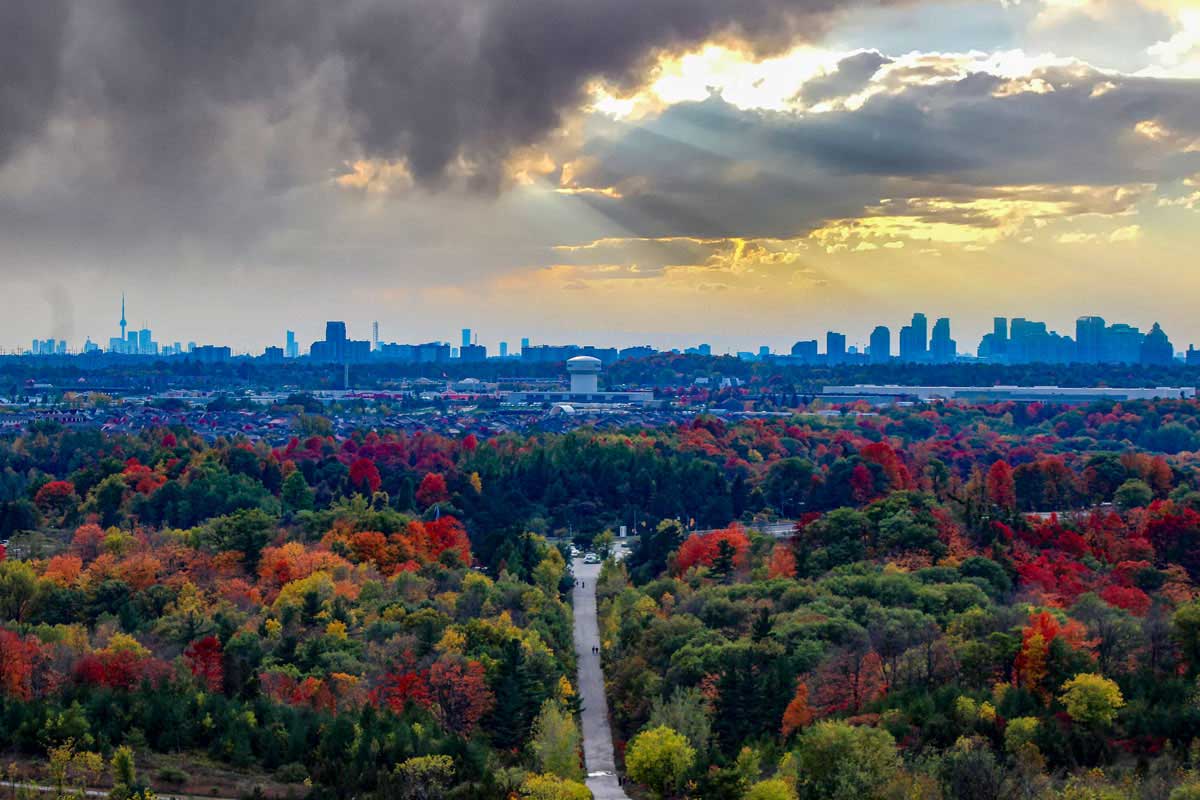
[{"xmin": 3, "ymin": 0, "xmax": 1200, "ymax": 352}]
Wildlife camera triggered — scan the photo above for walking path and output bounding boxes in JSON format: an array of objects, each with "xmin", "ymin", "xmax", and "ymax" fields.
[{"xmin": 572, "ymin": 559, "xmax": 632, "ymax": 800}]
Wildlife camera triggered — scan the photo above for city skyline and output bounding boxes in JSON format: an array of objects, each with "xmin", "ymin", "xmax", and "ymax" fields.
[
  {"xmin": 14, "ymin": 294, "xmax": 1198, "ymax": 367},
  {"xmin": 2, "ymin": 2, "xmax": 1200, "ymax": 351}
]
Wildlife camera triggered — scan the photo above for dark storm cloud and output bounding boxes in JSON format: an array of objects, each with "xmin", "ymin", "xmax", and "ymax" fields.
[
  {"xmin": 796, "ymin": 50, "xmax": 892, "ymax": 106},
  {"xmin": 563, "ymin": 64, "xmax": 1200, "ymax": 240},
  {"xmin": 0, "ymin": 0, "xmax": 911, "ymax": 191},
  {"xmin": 0, "ymin": 1, "xmax": 69, "ymax": 163}
]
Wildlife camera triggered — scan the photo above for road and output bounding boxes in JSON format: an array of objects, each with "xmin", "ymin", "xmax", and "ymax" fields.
[{"xmin": 572, "ymin": 558, "xmax": 631, "ymax": 800}]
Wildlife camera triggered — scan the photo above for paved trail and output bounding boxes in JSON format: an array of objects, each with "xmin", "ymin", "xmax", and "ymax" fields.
[{"xmin": 572, "ymin": 559, "xmax": 632, "ymax": 800}]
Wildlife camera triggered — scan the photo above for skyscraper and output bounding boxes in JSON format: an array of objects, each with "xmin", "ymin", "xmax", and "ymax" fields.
[
  {"xmin": 461, "ymin": 328, "xmax": 472, "ymax": 349},
  {"xmin": 826, "ymin": 331, "xmax": 846, "ymax": 364},
  {"xmin": 521, "ymin": 337, "xmax": 530, "ymax": 354},
  {"xmin": 870, "ymin": 326, "xmax": 891, "ymax": 364},
  {"xmin": 929, "ymin": 317, "xmax": 956, "ymax": 363},
  {"xmin": 899, "ymin": 313, "xmax": 928, "ymax": 362},
  {"xmin": 1076, "ymin": 316, "xmax": 1105, "ymax": 364},
  {"xmin": 372, "ymin": 321, "xmax": 379, "ymax": 352},
  {"xmin": 499, "ymin": 341, "xmax": 509, "ymax": 358},
  {"xmin": 120, "ymin": 293, "xmax": 127, "ymax": 343},
  {"xmin": 285, "ymin": 330, "xmax": 298, "ymax": 359},
  {"xmin": 1140, "ymin": 322, "xmax": 1174, "ymax": 365}
]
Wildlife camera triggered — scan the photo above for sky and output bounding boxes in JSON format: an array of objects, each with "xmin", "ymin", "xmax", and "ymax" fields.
[{"xmin": 3, "ymin": 0, "xmax": 1200, "ymax": 356}]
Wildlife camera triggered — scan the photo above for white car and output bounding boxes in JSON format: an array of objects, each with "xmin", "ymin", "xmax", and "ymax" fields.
[{"xmin": 583, "ymin": 553, "xmax": 600, "ymax": 564}]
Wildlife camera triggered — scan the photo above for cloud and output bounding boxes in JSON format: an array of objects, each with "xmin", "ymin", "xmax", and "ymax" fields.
[{"xmin": 0, "ymin": 0, "xmax": 916, "ymax": 194}]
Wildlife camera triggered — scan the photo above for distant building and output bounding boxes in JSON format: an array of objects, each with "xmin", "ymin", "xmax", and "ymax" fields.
[
  {"xmin": 1141, "ymin": 322, "xmax": 1174, "ymax": 365},
  {"xmin": 285, "ymin": 330, "xmax": 298, "ymax": 359},
  {"xmin": 1076, "ymin": 316, "xmax": 1105, "ymax": 364},
  {"xmin": 621, "ymin": 345, "xmax": 658, "ymax": 360},
  {"xmin": 506, "ymin": 356, "xmax": 655, "ymax": 406},
  {"xmin": 869, "ymin": 326, "xmax": 891, "ymax": 364},
  {"xmin": 899, "ymin": 313, "xmax": 927, "ymax": 362},
  {"xmin": 461, "ymin": 328, "xmax": 472, "ymax": 349},
  {"xmin": 499, "ymin": 341, "xmax": 509, "ymax": 358},
  {"xmin": 824, "ymin": 385, "xmax": 1195, "ymax": 403},
  {"xmin": 790, "ymin": 340, "xmax": 818, "ymax": 361},
  {"xmin": 311, "ymin": 321, "xmax": 370, "ymax": 363},
  {"xmin": 929, "ymin": 317, "xmax": 956, "ymax": 363},
  {"xmin": 826, "ymin": 331, "xmax": 846, "ymax": 364},
  {"xmin": 262, "ymin": 346, "xmax": 284, "ymax": 363},
  {"xmin": 189, "ymin": 345, "xmax": 232, "ymax": 363},
  {"xmin": 460, "ymin": 343, "xmax": 487, "ymax": 362}
]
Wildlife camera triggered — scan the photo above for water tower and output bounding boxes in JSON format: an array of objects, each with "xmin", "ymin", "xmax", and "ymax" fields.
[{"xmin": 566, "ymin": 356, "xmax": 602, "ymax": 394}]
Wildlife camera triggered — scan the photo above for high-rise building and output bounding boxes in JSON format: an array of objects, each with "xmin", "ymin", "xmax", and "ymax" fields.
[
  {"xmin": 826, "ymin": 331, "xmax": 846, "ymax": 364},
  {"xmin": 285, "ymin": 330, "xmax": 298, "ymax": 359},
  {"xmin": 461, "ymin": 328, "xmax": 472, "ymax": 349},
  {"xmin": 1140, "ymin": 322, "xmax": 1173, "ymax": 365},
  {"xmin": 929, "ymin": 317, "xmax": 956, "ymax": 363},
  {"xmin": 521, "ymin": 337, "xmax": 530, "ymax": 354},
  {"xmin": 120, "ymin": 293, "xmax": 127, "ymax": 344},
  {"xmin": 1076, "ymin": 316, "xmax": 1106, "ymax": 364},
  {"xmin": 791, "ymin": 340, "xmax": 818, "ymax": 361},
  {"xmin": 1102, "ymin": 323, "xmax": 1142, "ymax": 364},
  {"xmin": 312, "ymin": 321, "xmax": 368, "ymax": 363},
  {"xmin": 869, "ymin": 326, "xmax": 891, "ymax": 364},
  {"xmin": 138, "ymin": 328, "xmax": 155, "ymax": 356},
  {"xmin": 758, "ymin": 345, "xmax": 771, "ymax": 359},
  {"xmin": 899, "ymin": 313, "xmax": 928, "ymax": 362},
  {"xmin": 499, "ymin": 341, "xmax": 509, "ymax": 358}
]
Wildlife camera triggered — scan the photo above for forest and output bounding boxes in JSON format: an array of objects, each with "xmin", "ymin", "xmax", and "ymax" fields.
[{"xmin": 7, "ymin": 396, "xmax": 1200, "ymax": 797}]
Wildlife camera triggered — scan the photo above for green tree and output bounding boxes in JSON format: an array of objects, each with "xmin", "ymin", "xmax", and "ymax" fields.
[
  {"xmin": 0, "ymin": 560, "xmax": 38, "ymax": 621},
  {"xmin": 392, "ymin": 755, "xmax": 454, "ymax": 800},
  {"xmin": 793, "ymin": 721, "xmax": 900, "ymax": 800},
  {"xmin": 519, "ymin": 774, "xmax": 591, "ymax": 800},
  {"xmin": 745, "ymin": 778, "xmax": 798, "ymax": 800},
  {"xmin": 529, "ymin": 700, "xmax": 582, "ymax": 780},
  {"xmin": 1114, "ymin": 479, "xmax": 1153, "ymax": 510},
  {"xmin": 647, "ymin": 687, "xmax": 713, "ymax": 761},
  {"xmin": 1173, "ymin": 601, "xmax": 1200, "ymax": 675},
  {"xmin": 626, "ymin": 725, "xmax": 697, "ymax": 800},
  {"xmin": 1059, "ymin": 673, "xmax": 1124, "ymax": 728},
  {"xmin": 281, "ymin": 470, "xmax": 314, "ymax": 514},
  {"xmin": 201, "ymin": 508, "xmax": 276, "ymax": 569}
]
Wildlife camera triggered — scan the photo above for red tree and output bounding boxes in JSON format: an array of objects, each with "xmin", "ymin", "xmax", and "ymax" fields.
[
  {"xmin": 675, "ymin": 526, "xmax": 751, "ymax": 574},
  {"xmin": 987, "ymin": 461, "xmax": 1016, "ymax": 511},
  {"xmin": 416, "ymin": 473, "xmax": 449, "ymax": 507},
  {"xmin": 34, "ymin": 481, "xmax": 77, "ymax": 518},
  {"xmin": 0, "ymin": 630, "xmax": 42, "ymax": 700},
  {"xmin": 185, "ymin": 636, "xmax": 225, "ymax": 692},
  {"xmin": 767, "ymin": 544, "xmax": 797, "ymax": 580},
  {"xmin": 349, "ymin": 458, "xmax": 382, "ymax": 495},
  {"xmin": 428, "ymin": 658, "xmax": 494, "ymax": 737}
]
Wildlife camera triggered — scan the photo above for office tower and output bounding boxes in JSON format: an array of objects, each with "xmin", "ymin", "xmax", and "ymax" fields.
[
  {"xmin": 326, "ymin": 321, "xmax": 346, "ymax": 344},
  {"xmin": 899, "ymin": 313, "xmax": 928, "ymax": 362},
  {"xmin": 187, "ymin": 342, "xmax": 196, "ymax": 353},
  {"xmin": 138, "ymin": 328, "xmax": 154, "ymax": 356},
  {"xmin": 1141, "ymin": 322, "xmax": 1174, "ymax": 365},
  {"xmin": 127, "ymin": 331, "xmax": 139, "ymax": 354},
  {"xmin": 1076, "ymin": 316, "xmax": 1105, "ymax": 363},
  {"xmin": 826, "ymin": 331, "xmax": 846, "ymax": 364},
  {"xmin": 372, "ymin": 322, "xmax": 379, "ymax": 351},
  {"xmin": 791, "ymin": 340, "xmax": 818, "ymax": 361},
  {"xmin": 31, "ymin": 339, "xmax": 39, "ymax": 355},
  {"xmin": 285, "ymin": 330, "xmax": 298, "ymax": 359},
  {"xmin": 499, "ymin": 341, "xmax": 508, "ymax": 358},
  {"xmin": 521, "ymin": 337, "xmax": 530, "ymax": 353},
  {"xmin": 461, "ymin": 328, "xmax": 472, "ymax": 349},
  {"xmin": 869, "ymin": 326, "xmax": 891, "ymax": 364},
  {"xmin": 758, "ymin": 345, "xmax": 771, "ymax": 359},
  {"xmin": 1103, "ymin": 323, "xmax": 1142, "ymax": 364},
  {"xmin": 994, "ymin": 317, "xmax": 1007, "ymax": 342},
  {"xmin": 929, "ymin": 317, "xmax": 956, "ymax": 363}
]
